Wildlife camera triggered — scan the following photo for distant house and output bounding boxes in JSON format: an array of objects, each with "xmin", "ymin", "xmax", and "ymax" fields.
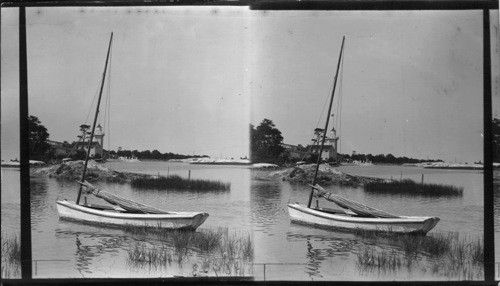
[
  {"xmin": 47, "ymin": 140, "xmax": 70, "ymax": 156},
  {"xmin": 281, "ymin": 144, "xmax": 308, "ymax": 160},
  {"xmin": 73, "ymin": 141, "xmax": 103, "ymax": 157},
  {"xmin": 73, "ymin": 124, "xmax": 105, "ymax": 158},
  {"xmin": 307, "ymin": 145, "xmax": 337, "ymax": 161},
  {"xmin": 284, "ymin": 126, "xmax": 339, "ymax": 162}
]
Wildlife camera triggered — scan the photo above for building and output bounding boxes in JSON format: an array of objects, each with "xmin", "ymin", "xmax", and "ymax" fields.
[
  {"xmin": 74, "ymin": 124, "xmax": 105, "ymax": 157},
  {"xmin": 47, "ymin": 140, "xmax": 70, "ymax": 156},
  {"xmin": 282, "ymin": 126, "xmax": 339, "ymax": 162},
  {"xmin": 281, "ymin": 144, "xmax": 308, "ymax": 160},
  {"xmin": 306, "ymin": 126, "xmax": 339, "ymax": 162}
]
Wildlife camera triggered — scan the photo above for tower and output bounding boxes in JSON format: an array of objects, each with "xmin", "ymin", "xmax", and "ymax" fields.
[
  {"xmin": 93, "ymin": 124, "xmax": 105, "ymax": 156},
  {"xmin": 326, "ymin": 126, "xmax": 339, "ymax": 161}
]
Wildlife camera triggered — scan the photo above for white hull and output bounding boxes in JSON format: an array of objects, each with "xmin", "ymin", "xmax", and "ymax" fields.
[
  {"xmin": 288, "ymin": 203, "xmax": 439, "ymax": 234},
  {"xmin": 57, "ymin": 200, "xmax": 209, "ymax": 230}
]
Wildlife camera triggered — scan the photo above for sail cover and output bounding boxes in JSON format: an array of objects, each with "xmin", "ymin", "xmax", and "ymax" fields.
[
  {"xmin": 79, "ymin": 181, "xmax": 169, "ymax": 214},
  {"xmin": 311, "ymin": 184, "xmax": 400, "ymax": 218}
]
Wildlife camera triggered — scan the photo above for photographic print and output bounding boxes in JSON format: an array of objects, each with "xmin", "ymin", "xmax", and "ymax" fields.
[
  {"xmin": 2, "ymin": 6, "xmax": 252, "ymax": 279},
  {"xmin": 1, "ymin": 3, "xmax": 498, "ymax": 283},
  {"xmin": 249, "ymin": 10, "xmax": 489, "ymax": 281}
]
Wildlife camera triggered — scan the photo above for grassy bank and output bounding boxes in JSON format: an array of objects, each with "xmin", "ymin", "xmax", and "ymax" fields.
[
  {"xmin": 364, "ymin": 179, "xmax": 463, "ymax": 197},
  {"xmin": 354, "ymin": 229, "xmax": 483, "ymax": 279},
  {"xmin": 1, "ymin": 232, "xmax": 21, "ymax": 278},
  {"xmin": 131, "ymin": 175, "xmax": 230, "ymax": 191},
  {"xmin": 124, "ymin": 226, "xmax": 253, "ymax": 276}
]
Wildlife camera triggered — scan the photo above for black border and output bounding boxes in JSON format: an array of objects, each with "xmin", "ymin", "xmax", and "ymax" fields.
[
  {"xmin": 483, "ymin": 8, "xmax": 495, "ymax": 284},
  {"xmin": 1, "ymin": 1, "xmax": 497, "ymax": 285}
]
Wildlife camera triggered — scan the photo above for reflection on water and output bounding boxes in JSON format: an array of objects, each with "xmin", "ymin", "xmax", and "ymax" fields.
[
  {"xmin": 494, "ymin": 170, "xmax": 500, "ymax": 268},
  {"xmin": 1, "ymin": 162, "xmax": 253, "ymax": 278},
  {"xmin": 252, "ymin": 165, "xmax": 483, "ymax": 281},
  {"xmin": 0, "ymin": 163, "xmax": 487, "ymax": 280}
]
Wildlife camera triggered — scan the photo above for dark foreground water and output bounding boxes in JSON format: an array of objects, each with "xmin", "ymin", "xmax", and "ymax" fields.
[
  {"xmin": 1, "ymin": 162, "xmax": 485, "ymax": 280},
  {"xmin": 252, "ymin": 164, "xmax": 483, "ymax": 281}
]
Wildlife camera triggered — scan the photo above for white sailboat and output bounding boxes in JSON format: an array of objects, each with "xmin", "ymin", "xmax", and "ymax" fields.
[
  {"xmin": 56, "ymin": 33, "xmax": 209, "ymax": 230},
  {"xmin": 287, "ymin": 36, "xmax": 439, "ymax": 235}
]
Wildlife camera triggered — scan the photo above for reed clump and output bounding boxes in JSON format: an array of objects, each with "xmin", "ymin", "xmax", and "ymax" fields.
[
  {"xmin": 131, "ymin": 175, "xmax": 230, "ymax": 191},
  {"xmin": 355, "ymin": 229, "xmax": 483, "ymax": 279},
  {"xmin": 357, "ymin": 247, "xmax": 403, "ymax": 273},
  {"xmin": 364, "ymin": 179, "xmax": 463, "ymax": 197},
  {"xmin": 1, "ymin": 232, "xmax": 21, "ymax": 278},
  {"xmin": 125, "ymin": 226, "xmax": 253, "ymax": 276}
]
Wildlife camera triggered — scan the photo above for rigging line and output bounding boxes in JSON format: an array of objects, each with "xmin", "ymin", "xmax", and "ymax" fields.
[
  {"xmin": 85, "ymin": 76, "xmax": 103, "ymax": 125},
  {"xmin": 314, "ymin": 74, "xmax": 336, "ymax": 130},
  {"xmin": 101, "ymin": 53, "xmax": 110, "ymax": 130}
]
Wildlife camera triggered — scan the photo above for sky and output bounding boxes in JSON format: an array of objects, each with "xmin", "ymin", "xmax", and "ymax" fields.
[
  {"xmin": 249, "ymin": 10, "xmax": 499, "ymax": 163},
  {"xmin": 1, "ymin": 7, "xmax": 251, "ymax": 160},
  {"xmin": 1, "ymin": 8, "xmax": 499, "ymax": 163}
]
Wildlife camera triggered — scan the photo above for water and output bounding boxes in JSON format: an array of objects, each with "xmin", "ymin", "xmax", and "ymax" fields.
[
  {"xmin": 493, "ymin": 170, "xmax": 500, "ymax": 267},
  {"xmin": 1, "ymin": 162, "xmax": 252, "ymax": 278},
  {"xmin": 252, "ymin": 164, "xmax": 484, "ymax": 281},
  {"xmin": 1, "ymin": 162, "xmax": 485, "ymax": 280}
]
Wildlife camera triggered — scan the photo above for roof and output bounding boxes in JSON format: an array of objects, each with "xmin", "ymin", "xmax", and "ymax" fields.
[
  {"xmin": 47, "ymin": 140, "xmax": 65, "ymax": 146},
  {"xmin": 307, "ymin": 145, "xmax": 335, "ymax": 151},
  {"xmin": 73, "ymin": 141, "xmax": 101, "ymax": 148}
]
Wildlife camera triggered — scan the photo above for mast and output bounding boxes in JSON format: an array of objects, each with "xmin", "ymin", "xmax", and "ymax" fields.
[
  {"xmin": 76, "ymin": 32, "xmax": 114, "ymax": 205},
  {"xmin": 307, "ymin": 36, "xmax": 345, "ymax": 208}
]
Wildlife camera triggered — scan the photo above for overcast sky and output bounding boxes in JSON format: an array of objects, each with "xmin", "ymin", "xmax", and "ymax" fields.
[
  {"xmin": 2, "ymin": 7, "xmax": 251, "ymax": 159},
  {"xmin": 250, "ymin": 10, "xmax": 499, "ymax": 163},
  {"xmin": 1, "ymin": 7, "xmax": 499, "ymax": 162}
]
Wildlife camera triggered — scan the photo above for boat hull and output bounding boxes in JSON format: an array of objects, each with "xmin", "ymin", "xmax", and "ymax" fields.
[
  {"xmin": 57, "ymin": 200, "xmax": 209, "ymax": 230},
  {"xmin": 288, "ymin": 203, "xmax": 439, "ymax": 235}
]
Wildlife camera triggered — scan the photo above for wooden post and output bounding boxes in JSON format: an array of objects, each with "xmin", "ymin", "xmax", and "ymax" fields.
[
  {"xmin": 421, "ymin": 174, "xmax": 424, "ymax": 184},
  {"xmin": 400, "ymin": 170, "xmax": 402, "ymax": 181},
  {"xmin": 316, "ymin": 200, "xmax": 319, "ymax": 209},
  {"xmin": 20, "ymin": 6, "xmax": 33, "ymax": 278},
  {"xmin": 188, "ymin": 170, "xmax": 191, "ymax": 180},
  {"xmin": 167, "ymin": 167, "xmax": 169, "ymax": 177}
]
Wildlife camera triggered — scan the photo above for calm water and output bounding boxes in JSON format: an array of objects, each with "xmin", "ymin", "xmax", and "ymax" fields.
[
  {"xmin": 493, "ymin": 170, "xmax": 500, "ymax": 267},
  {"xmin": 1, "ymin": 162, "xmax": 486, "ymax": 280},
  {"xmin": 252, "ymin": 164, "xmax": 484, "ymax": 281},
  {"xmin": 1, "ymin": 162, "xmax": 252, "ymax": 278}
]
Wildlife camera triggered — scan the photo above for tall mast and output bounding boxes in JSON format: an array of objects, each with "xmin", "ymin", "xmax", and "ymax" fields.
[
  {"xmin": 307, "ymin": 36, "xmax": 345, "ymax": 208},
  {"xmin": 76, "ymin": 32, "xmax": 114, "ymax": 205}
]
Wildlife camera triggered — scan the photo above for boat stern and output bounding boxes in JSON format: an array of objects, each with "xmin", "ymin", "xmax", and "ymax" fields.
[
  {"xmin": 421, "ymin": 217, "xmax": 440, "ymax": 234},
  {"xmin": 191, "ymin": 212, "xmax": 210, "ymax": 230}
]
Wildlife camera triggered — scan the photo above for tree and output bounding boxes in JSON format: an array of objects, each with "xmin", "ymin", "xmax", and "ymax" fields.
[
  {"xmin": 313, "ymin": 128, "xmax": 324, "ymax": 146},
  {"xmin": 78, "ymin": 124, "xmax": 90, "ymax": 142},
  {"xmin": 151, "ymin": 149, "xmax": 162, "ymax": 160},
  {"xmin": 28, "ymin": 115, "xmax": 50, "ymax": 160},
  {"xmin": 251, "ymin": 119, "xmax": 284, "ymax": 163}
]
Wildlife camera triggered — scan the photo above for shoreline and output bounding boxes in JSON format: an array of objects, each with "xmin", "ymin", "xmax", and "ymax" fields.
[{"xmin": 265, "ymin": 163, "xmax": 384, "ymax": 187}]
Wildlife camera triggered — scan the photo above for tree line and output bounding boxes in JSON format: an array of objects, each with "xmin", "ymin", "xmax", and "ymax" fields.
[
  {"xmin": 340, "ymin": 153, "xmax": 442, "ymax": 165},
  {"xmin": 250, "ymin": 118, "xmax": 444, "ymax": 165},
  {"xmin": 107, "ymin": 149, "xmax": 208, "ymax": 161},
  {"xmin": 27, "ymin": 115, "xmax": 207, "ymax": 162}
]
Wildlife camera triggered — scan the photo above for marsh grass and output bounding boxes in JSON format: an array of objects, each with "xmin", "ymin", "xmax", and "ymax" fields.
[
  {"xmin": 131, "ymin": 175, "xmax": 230, "ymax": 191},
  {"xmin": 355, "ymin": 229, "xmax": 483, "ymax": 279},
  {"xmin": 357, "ymin": 247, "xmax": 403, "ymax": 273},
  {"xmin": 125, "ymin": 226, "xmax": 253, "ymax": 276},
  {"xmin": 364, "ymin": 179, "xmax": 463, "ymax": 197},
  {"xmin": 1, "ymin": 232, "xmax": 21, "ymax": 278}
]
